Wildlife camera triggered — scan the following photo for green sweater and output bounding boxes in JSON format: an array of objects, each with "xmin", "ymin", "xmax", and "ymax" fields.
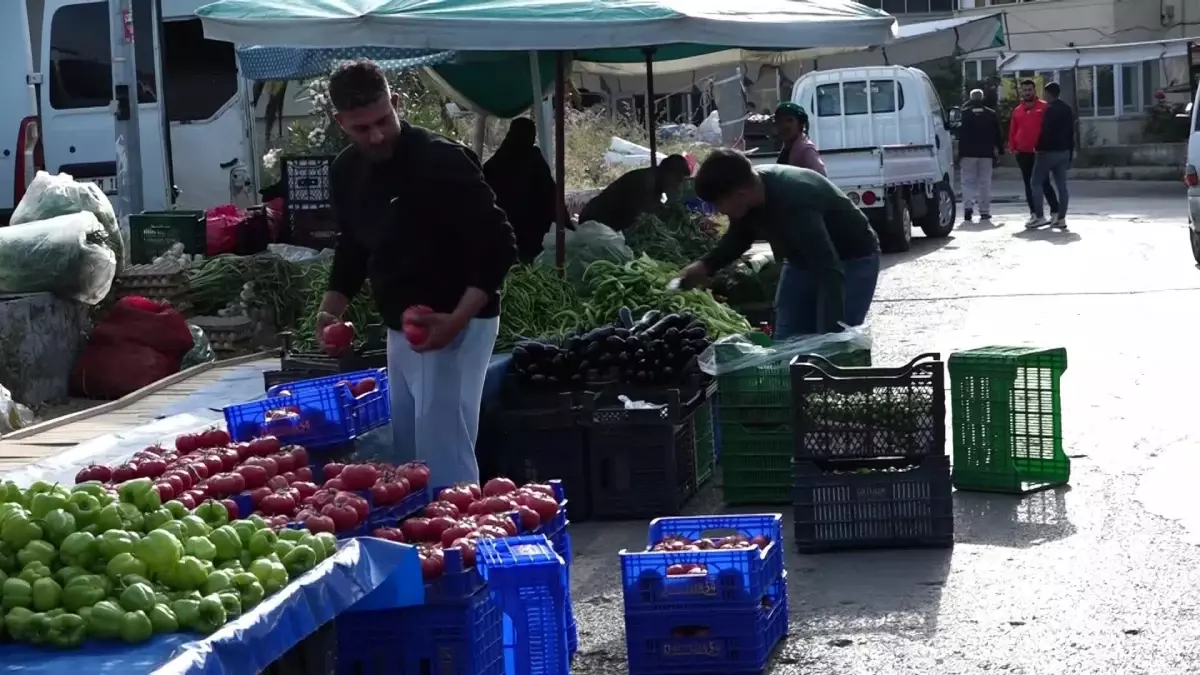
[{"xmin": 701, "ymin": 165, "xmax": 879, "ymax": 331}]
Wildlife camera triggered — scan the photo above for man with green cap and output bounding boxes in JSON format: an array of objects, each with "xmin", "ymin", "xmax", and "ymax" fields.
[{"xmin": 774, "ymin": 102, "xmax": 826, "ymax": 175}]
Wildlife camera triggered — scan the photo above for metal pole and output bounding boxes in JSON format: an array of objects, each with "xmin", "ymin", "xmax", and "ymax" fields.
[
  {"xmin": 109, "ymin": 0, "xmax": 144, "ymax": 218},
  {"xmin": 529, "ymin": 52, "xmax": 554, "ymax": 170},
  {"xmin": 643, "ymin": 48, "xmax": 657, "ymax": 168},
  {"xmin": 554, "ymin": 52, "xmax": 567, "ymax": 271}
]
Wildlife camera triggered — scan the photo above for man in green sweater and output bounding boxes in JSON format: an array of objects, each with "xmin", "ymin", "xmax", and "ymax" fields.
[{"xmin": 678, "ymin": 149, "xmax": 880, "ymax": 337}]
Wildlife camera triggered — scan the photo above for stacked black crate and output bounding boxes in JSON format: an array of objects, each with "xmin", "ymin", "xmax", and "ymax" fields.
[{"xmin": 790, "ymin": 353, "xmax": 953, "ymax": 553}]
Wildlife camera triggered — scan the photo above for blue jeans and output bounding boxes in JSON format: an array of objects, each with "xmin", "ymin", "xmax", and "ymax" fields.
[
  {"xmin": 1030, "ymin": 151, "xmax": 1070, "ymax": 219},
  {"xmin": 387, "ymin": 317, "xmax": 499, "ymax": 486},
  {"xmin": 774, "ymin": 253, "xmax": 880, "ymax": 339}
]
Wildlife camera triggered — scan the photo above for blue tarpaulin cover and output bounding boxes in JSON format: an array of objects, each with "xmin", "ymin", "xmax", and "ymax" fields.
[{"xmin": 0, "ymin": 538, "xmax": 421, "ymax": 675}]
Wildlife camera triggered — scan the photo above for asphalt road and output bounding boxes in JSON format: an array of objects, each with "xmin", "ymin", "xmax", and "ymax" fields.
[{"xmin": 566, "ymin": 180, "xmax": 1200, "ymax": 675}]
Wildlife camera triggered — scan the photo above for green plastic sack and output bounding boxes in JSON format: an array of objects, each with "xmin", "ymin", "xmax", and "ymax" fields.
[
  {"xmin": 11, "ymin": 171, "xmax": 124, "ymax": 271},
  {"xmin": 181, "ymin": 324, "xmax": 217, "ymax": 369}
]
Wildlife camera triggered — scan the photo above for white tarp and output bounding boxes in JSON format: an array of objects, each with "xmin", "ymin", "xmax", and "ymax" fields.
[
  {"xmin": 577, "ymin": 13, "xmax": 1004, "ymax": 76},
  {"xmin": 999, "ymin": 37, "xmax": 1191, "ymax": 72}
]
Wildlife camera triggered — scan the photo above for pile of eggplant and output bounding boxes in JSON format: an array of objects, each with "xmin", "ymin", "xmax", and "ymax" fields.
[{"xmin": 511, "ymin": 308, "xmax": 712, "ymax": 388}]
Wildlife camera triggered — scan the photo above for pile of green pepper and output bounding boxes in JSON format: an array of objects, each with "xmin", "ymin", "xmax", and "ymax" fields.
[{"xmin": 0, "ymin": 478, "xmax": 335, "ymax": 648}]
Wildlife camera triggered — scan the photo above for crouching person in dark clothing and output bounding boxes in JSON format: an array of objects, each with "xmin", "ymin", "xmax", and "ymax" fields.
[{"xmin": 1029, "ymin": 81, "xmax": 1074, "ymax": 231}]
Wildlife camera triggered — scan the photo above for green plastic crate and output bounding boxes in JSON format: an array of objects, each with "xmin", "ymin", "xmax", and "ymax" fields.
[
  {"xmin": 693, "ymin": 398, "xmax": 716, "ymax": 487},
  {"xmin": 948, "ymin": 346, "xmax": 1070, "ymax": 494},
  {"xmin": 719, "ymin": 422, "xmax": 793, "ymax": 504},
  {"xmin": 129, "ymin": 210, "xmax": 206, "ymax": 264}
]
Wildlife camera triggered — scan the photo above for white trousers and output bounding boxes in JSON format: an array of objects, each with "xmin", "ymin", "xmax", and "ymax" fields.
[{"xmin": 960, "ymin": 157, "xmax": 994, "ymax": 216}]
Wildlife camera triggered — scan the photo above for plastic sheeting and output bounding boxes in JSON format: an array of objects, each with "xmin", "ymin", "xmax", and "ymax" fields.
[{"xmin": 0, "ymin": 537, "xmax": 421, "ymax": 675}]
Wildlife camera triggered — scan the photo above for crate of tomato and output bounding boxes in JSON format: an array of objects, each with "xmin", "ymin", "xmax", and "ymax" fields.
[{"xmin": 224, "ymin": 368, "xmax": 390, "ymax": 449}]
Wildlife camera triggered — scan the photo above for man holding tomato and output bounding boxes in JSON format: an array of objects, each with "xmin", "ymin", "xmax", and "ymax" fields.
[{"xmin": 313, "ymin": 59, "xmax": 517, "ymax": 486}]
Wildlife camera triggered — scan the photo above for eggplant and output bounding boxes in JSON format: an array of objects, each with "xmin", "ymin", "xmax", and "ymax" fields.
[
  {"xmin": 614, "ymin": 327, "xmax": 632, "ymax": 339},
  {"xmin": 618, "ymin": 306, "xmax": 635, "ymax": 329},
  {"xmin": 682, "ymin": 326, "xmax": 707, "ymax": 340},
  {"xmin": 631, "ymin": 310, "xmax": 663, "ymax": 333},
  {"xmin": 563, "ymin": 336, "xmax": 581, "ymax": 353},
  {"xmin": 643, "ymin": 313, "xmax": 682, "ymax": 339},
  {"xmin": 551, "ymin": 353, "xmax": 567, "ymax": 368},
  {"xmin": 582, "ymin": 326, "xmax": 616, "ymax": 342},
  {"xmin": 585, "ymin": 341, "xmax": 603, "ymax": 357},
  {"xmin": 598, "ymin": 353, "xmax": 614, "ymax": 365},
  {"xmin": 664, "ymin": 327, "xmax": 681, "ymax": 343},
  {"xmin": 531, "ymin": 374, "xmax": 547, "ymax": 382},
  {"xmin": 605, "ymin": 335, "xmax": 627, "ymax": 351},
  {"xmin": 689, "ymin": 339, "xmax": 710, "ymax": 352}
]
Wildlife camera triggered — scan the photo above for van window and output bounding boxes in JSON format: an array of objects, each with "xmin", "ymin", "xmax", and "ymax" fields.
[
  {"xmin": 162, "ymin": 19, "xmax": 238, "ymax": 122},
  {"xmin": 816, "ymin": 81, "xmax": 905, "ymax": 116},
  {"xmin": 49, "ymin": 1, "xmax": 156, "ymax": 110}
]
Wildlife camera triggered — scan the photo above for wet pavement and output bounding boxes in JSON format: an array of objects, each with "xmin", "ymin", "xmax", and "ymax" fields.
[{"xmin": 566, "ymin": 180, "xmax": 1200, "ymax": 675}]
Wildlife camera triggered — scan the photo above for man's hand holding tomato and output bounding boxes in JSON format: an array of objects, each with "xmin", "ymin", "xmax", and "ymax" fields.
[{"xmin": 404, "ymin": 308, "xmax": 468, "ymax": 353}]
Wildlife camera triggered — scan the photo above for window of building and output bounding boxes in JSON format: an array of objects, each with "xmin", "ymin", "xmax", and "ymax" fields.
[
  {"xmin": 1094, "ymin": 65, "xmax": 1115, "ymax": 116},
  {"xmin": 49, "ymin": 1, "xmax": 156, "ymax": 110},
  {"xmin": 1076, "ymin": 67, "xmax": 1094, "ymax": 117},
  {"xmin": 816, "ymin": 81, "xmax": 905, "ymax": 116},
  {"xmin": 963, "ymin": 58, "xmax": 999, "ymax": 83},
  {"xmin": 1141, "ymin": 60, "xmax": 1162, "ymax": 108},
  {"xmin": 859, "ymin": 0, "xmax": 953, "ymax": 12},
  {"xmin": 1120, "ymin": 63, "xmax": 1139, "ymax": 114},
  {"xmin": 160, "ymin": 19, "xmax": 238, "ymax": 123}
]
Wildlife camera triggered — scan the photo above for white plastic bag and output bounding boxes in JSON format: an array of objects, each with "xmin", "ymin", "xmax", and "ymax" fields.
[
  {"xmin": 12, "ymin": 171, "xmax": 124, "ymax": 268},
  {"xmin": 0, "ymin": 383, "xmax": 33, "ymax": 434},
  {"xmin": 698, "ymin": 111, "xmax": 722, "ymax": 145},
  {"xmin": 0, "ymin": 212, "xmax": 117, "ymax": 305},
  {"xmin": 533, "ymin": 220, "xmax": 633, "ymax": 289},
  {"xmin": 699, "ymin": 324, "xmax": 872, "ymax": 376}
]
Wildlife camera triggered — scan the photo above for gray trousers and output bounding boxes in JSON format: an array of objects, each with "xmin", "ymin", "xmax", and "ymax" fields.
[{"xmin": 960, "ymin": 157, "xmax": 994, "ymax": 216}]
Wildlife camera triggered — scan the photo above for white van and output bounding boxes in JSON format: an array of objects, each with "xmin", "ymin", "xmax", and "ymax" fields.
[
  {"xmin": 1185, "ymin": 85, "xmax": 1200, "ymax": 263},
  {"xmin": 790, "ymin": 65, "xmax": 959, "ymax": 253},
  {"xmin": 1, "ymin": 0, "xmax": 310, "ymax": 222}
]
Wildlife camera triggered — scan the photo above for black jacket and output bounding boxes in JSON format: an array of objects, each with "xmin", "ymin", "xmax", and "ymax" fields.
[
  {"xmin": 1036, "ymin": 99, "xmax": 1074, "ymax": 153},
  {"xmin": 328, "ymin": 122, "xmax": 517, "ymax": 325},
  {"xmin": 956, "ymin": 101, "xmax": 1003, "ymax": 159}
]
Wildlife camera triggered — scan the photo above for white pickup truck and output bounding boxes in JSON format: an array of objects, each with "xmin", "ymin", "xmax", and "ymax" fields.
[{"xmin": 787, "ymin": 65, "xmax": 960, "ymax": 253}]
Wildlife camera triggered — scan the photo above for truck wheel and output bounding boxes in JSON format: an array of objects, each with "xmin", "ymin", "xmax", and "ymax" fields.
[
  {"xmin": 875, "ymin": 196, "xmax": 912, "ymax": 254},
  {"xmin": 919, "ymin": 181, "xmax": 956, "ymax": 238}
]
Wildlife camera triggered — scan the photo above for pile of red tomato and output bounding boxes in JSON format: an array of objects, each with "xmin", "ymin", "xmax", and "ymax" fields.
[
  {"xmin": 287, "ymin": 461, "xmax": 431, "ymax": 535},
  {"xmin": 650, "ymin": 534, "xmax": 773, "ymax": 577},
  {"xmin": 372, "ymin": 477, "xmax": 563, "ymax": 581}
]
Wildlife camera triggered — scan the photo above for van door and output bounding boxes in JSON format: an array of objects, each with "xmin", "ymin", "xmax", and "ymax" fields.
[
  {"xmin": 40, "ymin": 0, "xmax": 170, "ymax": 211},
  {"xmin": 919, "ymin": 72, "xmax": 954, "ymax": 187},
  {"xmin": 0, "ymin": 1, "xmax": 39, "ymax": 219}
]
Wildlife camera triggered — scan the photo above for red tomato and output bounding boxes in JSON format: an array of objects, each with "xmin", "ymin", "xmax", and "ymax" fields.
[
  {"xmin": 236, "ymin": 464, "xmax": 268, "ymax": 489},
  {"xmin": 272, "ymin": 452, "xmax": 296, "ymax": 474},
  {"xmin": 424, "ymin": 501, "xmax": 461, "ymax": 519},
  {"xmin": 249, "ymin": 486, "xmax": 272, "ymax": 506},
  {"xmin": 112, "ymin": 463, "xmax": 138, "ymax": 483},
  {"xmin": 209, "ymin": 472, "xmax": 247, "ymax": 497},
  {"xmin": 478, "ymin": 513, "xmax": 519, "ymax": 536},
  {"xmin": 522, "ymin": 483, "xmax": 556, "ymax": 499},
  {"xmin": 245, "ymin": 457, "xmax": 279, "ymax": 479},
  {"xmin": 514, "ymin": 505, "xmax": 541, "ymax": 532},
  {"xmin": 304, "ymin": 514, "xmax": 336, "ymax": 534},
  {"xmin": 196, "ymin": 454, "xmax": 223, "ymax": 476},
  {"xmin": 187, "ymin": 462, "xmax": 211, "ymax": 481},
  {"xmin": 352, "ymin": 377, "xmax": 378, "ymax": 397},
  {"xmin": 291, "ymin": 481, "xmax": 319, "ymax": 501},
  {"xmin": 322, "ymin": 463, "xmax": 346, "ymax": 481},
  {"xmin": 523, "ymin": 493, "xmax": 560, "ymax": 523},
  {"xmin": 248, "ymin": 436, "xmax": 281, "ymax": 457},
  {"xmin": 221, "ymin": 498, "xmax": 241, "ymax": 519},
  {"xmin": 174, "ymin": 433, "xmax": 199, "ymax": 454},
  {"xmin": 402, "ymin": 306, "xmax": 433, "ymax": 345},
  {"xmin": 74, "ymin": 464, "xmax": 113, "ymax": 484},
  {"xmin": 340, "ymin": 464, "xmax": 379, "ymax": 491},
  {"xmin": 437, "ymin": 486, "xmax": 476, "ymax": 513},
  {"xmin": 216, "ymin": 448, "xmax": 240, "ymax": 472},
  {"xmin": 483, "ymin": 477, "xmax": 517, "ymax": 497},
  {"xmin": 321, "ymin": 503, "xmax": 359, "ymax": 531},
  {"xmin": 153, "ymin": 482, "xmax": 175, "ymax": 502},
  {"xmin": 136, "ymin": 458, "xmax": 168, "ymax": 479},
  {"xmin": 440, "ymin": 523, "xmax": 475, "ymax": 548},
  {"xmin": 322, "ymin": 322, "xmax": 356, "ymax": 356},
  {"xmin": 294, "ymin": 466, "xmax": 314, "ymax": 483},
  {"xmin": 424, "ymin": 516, "xmax": 457, "ymax": 542},
  {"xmin": 373, "ymin": 527, "xmax": 405, "ymax": 542},
  {"xmin": 448, "ymin": 539, "xmax": 477, "ymax": 568},
  {"xmin": 260, "ymin": 490, "xmax": 297, "ymax": 516},
  {"xmin": 177, "ymin": 493, "xmax": 197, "ymax": 510},
  {"xmin": 339, "ymin": 493, "xmax": 370, "ymax": 522},
  {"xmin": 419, "ymin": 546, "xmax": 445, "ymax": 581},
  {"xmin": 266, "ymin": 475, "xmax": 290, "ymax": 491},
  {"xmin": 400, "ymin": 517, "xmax": 431, "ymax": 542}
]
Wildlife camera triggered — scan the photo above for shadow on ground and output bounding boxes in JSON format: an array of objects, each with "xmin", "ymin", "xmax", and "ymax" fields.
[
  {"xmin": 953, "ymin": 486, "xmax": 1076, "ymax": 547},
  {"xmin": 881, "ymin": 237, "xmax": 956, "ymax": 271}
]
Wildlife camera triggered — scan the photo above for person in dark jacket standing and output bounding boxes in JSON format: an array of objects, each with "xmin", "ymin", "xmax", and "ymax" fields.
[
  {"xmin": 313, "ymin": 59, "xmax": 517, "ymax": 487},
  {"xmin": 956, "ymin": 88, "xmax": 1003, "ymax": 225},
  {"xmin": 1009, "ymin": 79, "xmax": 1059, "ymax": 227},
  {"xmin": 1029, "ymin": 81, "xmax": 1074, "ymax": 230},
  {"xmin": 483, "ymin": 118, "xmax": 556, "ymax": 263}
]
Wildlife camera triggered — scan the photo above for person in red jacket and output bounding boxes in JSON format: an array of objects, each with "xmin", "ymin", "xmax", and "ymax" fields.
[{"xmin": 1009, "ymin": 80, "xmax": 1059, "ymax": 227}]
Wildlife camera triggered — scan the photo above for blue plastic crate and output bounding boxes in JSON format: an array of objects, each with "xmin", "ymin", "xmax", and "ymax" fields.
[
  {"xmin": 225, "ymin": 368, "xmax": 390, "ymax": 448},
  {"xmin": 620, "ymin": 514, "xmax": 784, "ymax": 613},
  {"xmin": 478, "ymin": 536, "xmax": 571, "ymax": 675},
  {"xmin": 624, "ymin": 572, "xmax": 788, "ymax": 675}
]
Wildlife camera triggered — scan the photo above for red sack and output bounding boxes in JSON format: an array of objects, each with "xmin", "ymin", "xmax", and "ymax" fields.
[
  {"xmin": 206, "ymin": 204, "xmax": 245, "ymax": 256},
  {"xmin": 70, "ymin": 343, "xmax": 178, "ymax": 400},
  {"xmin": 91, "ymin": 296, "xmax": 194, "ymax": 362}
]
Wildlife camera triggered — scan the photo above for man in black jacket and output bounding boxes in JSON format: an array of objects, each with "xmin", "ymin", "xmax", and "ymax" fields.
[
  {"xmin": 313, "ymin": 59, "xmax": 517, "ymax": 487},
  {"xmin": 956, "ymin": 88, "xmax": 1003, "ymax": 225},
  {"xmin": 1029, "ymin": 81, "xmax": 1074, "ymax": 230}
]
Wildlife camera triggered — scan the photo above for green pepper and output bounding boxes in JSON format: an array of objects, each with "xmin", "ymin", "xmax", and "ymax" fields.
[
  {"xmin": 5, "ymin": 606, "xmax": 33, "ymax": 639},
  {"xmin": 142, "ymin": 508, "xmax": 173, "ymax": 532},
  {"xmin": 217, "ymin": 591, "xmax": 242, "ymax": 619},
  {"xmin": 218, "ymin": 559, "xmax": 244, "ymax": 573},
  {"xmin": 2, "ymin": 577, "xmax": 33, "ymax": 609},
  {"xmin": 247, "ymin": 514, "xmax": 268, "ymax": 529},
  {"xmin": 65, "ymin": 493, "xmax": 101, "ymax": 529},
  {"xmin": 29, "ymin": 492, "xmax": 67, "ymax": 520},
  {"xmin": 282, "ymin": 544, "xmax": 318, "ymax": 579},
  {"xmin": 0, "ymin": 502, "xmax": 26, "ymax": 526},
  {"xmin": 157, "ymin": 520, "xmax": 190, "ymax": 542},
  {"xmin": 47, "ymin": 612, "xmax": 87, "ymax": 648},
  {"xmin": 0, "ymin": 481, "xmax": 24, "ymax": 504},
  {"xmin": 17, "ymin": 540, "xmax": 57, "ymax": 568},
  {"xmin": 273, "ymin": 539, "xmax": 296, "ymax": 558},
  {"xmin": 134, "ymin": 529, "xmax": 183, "ymax": 574},
  {"xmin": 171, "ymin": 598, "xmax": 200, "ymax": 629},
  {"xmin": 230, "ymin": 572, "xmax": 265, "ymax": 608},
  {"xmin": 299, "ymin": 534, "xmax": 328, "ymax": 562},
  {"xmin": 277, "ymin": 527, "xmax": 305, "ymax": 543},
  {"xmin": 208, "ymin": 526, "xmax": 242, "ymax": 562},
  {"xmin": 264, "ymin": 561, "xmax": 288, "ymax": 595},
  {"xmin": 195, "ymin": 501, "xmax": 230, "ymax": 529},
  {"xmin": 163, "ymin": 555, "xmax": 209, "ymax": 591},
  {"xmin": 0, "ymin": 541, "xmax": 16, "ymax": 573},
  {"xmin": 180, "ymin": 515, "xmax": 212, "ymax": 538},
  {"xmin": 61, "ymin": 575, "xmax": 106, "ymax": 611},
  {"xmin": 18, "ymin": 561, "xmax": 52, "ymax": 584},
  {"xmin": 119, "ymin": 609, "xmax": 154, "ymax": 643},
  {"xmin": 32, "ymin": 577, "xmax": 62, "ymax": 612},
  {"xmin": 117, "ymin": 478, "xmax": 154, "ymax": 506},
  {"xmin": 97, "ymin": 530, "xmax": 139, "ymax": 560},
  {"xmin": 54, "ymin": 565, "xmax": 87, "ymax": 586},
  {"xmin": 43, "ymin": 607, "xmax": 65, "ymax": 619},
  {"xmin": 195, "ymin": 594, "xmax": 227, "ymax": 634},
  {"xmin": 106, "ymin": 552, "xmax": 149, "ymax": 581},
  {"xmin": 248, "ymin": 529, "xmax": 278, "ymax": 558},
  {"xmin": 230, "ymin": 520, "xmax": 261, "ymax": 547},
  {"xmin": 118, "ymin": 582, "xmax": 157, "ymax": 612},
  {"xmin": 70, "ymin": 481, "xmax": 108, "ymax": 500},
  {"xmin": 58, "ymin": 531, "xmax": 97, "ymax": 570},
  {"xmin": 163, "ymin": 500, "xmax": 190, "ymax": 520},
  {"xmin": 186, "ymin": 536, "xmax": 218, "ymax": 561},
  {"xmin": 202, "ymin": 569, "xmax": 234, "ymax": 596},
  {"xmin": 2, "ymin": 512, "xmax": 44, "ymax": 550},
  {"xmin": 118, "ymin": 503, "xmax": 145, "ymax": 532},
  {"xmin": 148, "ymin": 603, "xmax": 179, "ymax": 633},
  {"xmin": 120, "ymin": 574, "xmax": 153, "ymax": 590},
  {"xmin": 87, "ymin": 600, "xmax": 125, "ymax": 638},
  {"xmin": 94, "ymin": 504, "xmax": 124, "ymax": 532},
  {"xmin": 40, "ymin": 509, "xmax": 76, "ymax": 547}
]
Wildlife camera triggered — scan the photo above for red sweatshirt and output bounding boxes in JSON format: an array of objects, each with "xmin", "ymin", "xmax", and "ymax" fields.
[{"xmin": 1009, "ymin": 99, "xmax": 1048, "ymax": 154}]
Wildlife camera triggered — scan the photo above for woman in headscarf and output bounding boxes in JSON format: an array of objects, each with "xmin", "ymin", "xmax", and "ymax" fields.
[
  {"xmin": 483, "ymin": 118, "xmax": 557, "ymax": 263},
  {"xmin": 774, "ymin": 102, "xmax": 826, "ymax": 175}
]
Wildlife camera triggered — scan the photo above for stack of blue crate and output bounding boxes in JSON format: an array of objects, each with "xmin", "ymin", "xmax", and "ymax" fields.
[
  {"xmin": 478, "ymin": 536, "xmax": 571, "ymax": 675},
  {"xmin": 618, "ymin": 514, "xmax": 788, "ymax": 674}
]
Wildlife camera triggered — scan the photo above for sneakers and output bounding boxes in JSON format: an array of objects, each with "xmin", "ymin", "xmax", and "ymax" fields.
[
  {"xmin": 962, "ymin": 209, "xmax": 973, "ymax": 227},
  {"xmin": 980, "ymin": 214, "xmax": 992, "ymax": 223},
  {"xmin": 1025, "ymin": 215, "xmax": 1049, "ymax": 229},
  {"xmin": 1050, "ymin": 215, "xmax": 1068, "ymax": 230}
]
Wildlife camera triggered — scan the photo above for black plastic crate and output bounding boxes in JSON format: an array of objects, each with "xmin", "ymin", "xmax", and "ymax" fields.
[
  {"xmin": 790, "ymin": 353, "xmax": 945, "ymax": 462},
  {"xmin": 264, "ymin": 368, "xmax": 329, "ymax": 393},
  {"xmin": 262, "ymin": 620, "xmax": 337, "ymax": 674},
  {"xmin": 129, "ymin": 210, "xmax": 206, "ymax": 264},
  {"xmin": 585, "ymin": 388, "xmax": 701, "ymax": 520},
  {"xmin": 793, "ymin": 455, "xmax": 954, "ymax": 553},
  {"xmin": 278, "ymin": 328, "xmax": 388, "ymax": 374},
  {"xmin": 282, "ymin": 155, "xmax": 336, "ymax": 207},
  {"xmin": 486, "ymin": 392, "xmax": 593, "ymax": 521}
]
